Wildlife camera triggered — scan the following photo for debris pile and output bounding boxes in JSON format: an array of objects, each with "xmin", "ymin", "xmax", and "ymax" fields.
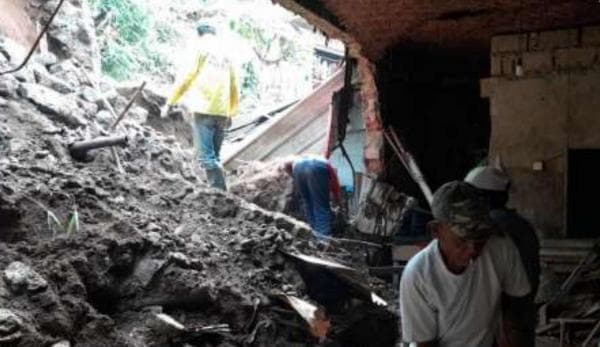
[
  {"xmin": 229, "ymin": 160, "xmax": 305, "ymax": 221},
  {"xmin": 536, "ymin": 241, "xmax": 600, "ymax": 346},
  {"xmin": 0, "ymin": 28, "xmax": 397, "ymax": 347}
]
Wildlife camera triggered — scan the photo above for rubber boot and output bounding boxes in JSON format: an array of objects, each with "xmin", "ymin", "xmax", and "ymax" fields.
[{"xmin": 205, "ymin": 167, "xmax": 227, "ymax": 191}]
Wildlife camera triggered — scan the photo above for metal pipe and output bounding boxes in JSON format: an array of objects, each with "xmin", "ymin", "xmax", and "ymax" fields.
[
  {"xmin": 69, "ymin": 135, "xmax": 128, "ymax": 161},
  {"xmin": 110, "ymin": 81, "xmax": 146, "ymax": 130}
]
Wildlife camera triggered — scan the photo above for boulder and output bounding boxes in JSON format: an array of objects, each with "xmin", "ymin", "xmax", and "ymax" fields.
[
  {"xmin": 48, "ymin": 60, "xmax": 84, "ymax": 87},
  {"xmin": 3, "ymin": 261, "xmax": 48, "ymax": 294},
  {"xmin": 38, "ymin": 0, "xmax": 101, "ymax": 74},
  {"xmin": 0, "ymin": 77, "xmax": 18, "ymax": 98},
  {"xmin": 52, "ymin": 340, "xmax": 71, "ymax": 347},
  {"xmin": 18, "ymin": 83, "xmax": 87, "ymax": 128},
  {"xmin": 34, "ymin": 51, "xmax": 59, "ymax": 68},
  {"xmin": 33, "ymin": 65, "xmax": 76, "ymax": 94},
  {"xmin": 94, "ymin": 110, "xmax": 114, "ymax": 128},
  {"xmin": 0, "ymin": 308, "xmax": 23, "ymax": 343}
]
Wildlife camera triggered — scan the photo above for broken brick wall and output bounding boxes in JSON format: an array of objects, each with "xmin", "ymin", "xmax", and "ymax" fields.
[
  {"xmin": 481, "ymin": 25, "xmax": 600, "ymax": 239},
  {"xmin": 376, "ymin": 45, "xmax": 491, "ymax": 204}
]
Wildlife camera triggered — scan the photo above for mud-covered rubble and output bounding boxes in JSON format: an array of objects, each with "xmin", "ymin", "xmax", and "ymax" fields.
[
  {"xmin": 229, "ymin": 161, "xmax": 304, "ymax": 222},
  {"xmin": 0, "ymin": 32, "xmax": 396, "ymax": 346}
]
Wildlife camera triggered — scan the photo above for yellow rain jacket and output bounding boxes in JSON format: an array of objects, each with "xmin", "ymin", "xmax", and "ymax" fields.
[{"xmin": 167, "ymin": 50, "xmax": 239, "ymax": 118}]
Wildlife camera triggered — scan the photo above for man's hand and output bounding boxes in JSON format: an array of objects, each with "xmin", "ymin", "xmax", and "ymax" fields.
[{"xmin": 160, "ymin": 105, "xmax": 173, "ymax": 118}]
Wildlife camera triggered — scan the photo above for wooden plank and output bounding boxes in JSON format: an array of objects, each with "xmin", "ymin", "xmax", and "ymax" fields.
[{"xmin": 223, "ymin": 68, "xmax": 344, "ymax": 169}]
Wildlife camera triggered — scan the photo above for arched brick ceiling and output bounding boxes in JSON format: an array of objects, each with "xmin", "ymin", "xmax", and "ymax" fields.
[{"xmin": 275, "ymin": 0, "xmax": 600, "ymax": 61}]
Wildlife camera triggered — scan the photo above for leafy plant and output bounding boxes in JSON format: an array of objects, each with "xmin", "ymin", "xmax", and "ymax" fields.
[
  {"xmin": 89, "ymin": 0, "xmax": 174, "ymax": 80},
  {"xmin": 241, "ymin": 62, "xmax": 259, "ymax": 97},
  {"xmin": 91, "ymin": 0, "xmax": 150, "ymax": 44},
  {"xmin": 155, "ymin": 21, "xmax": 179, "ymax": 44},
  {"xmin": 26, "ymin": 197, "xmax": 80, "ymax": 238},
  {"xmin": 101, "ymin": 41, "xmax": 136, "ymax": 80},
  {"xmin": 230, "ymin": 17, "xmax": 300, "ymax": 64}
]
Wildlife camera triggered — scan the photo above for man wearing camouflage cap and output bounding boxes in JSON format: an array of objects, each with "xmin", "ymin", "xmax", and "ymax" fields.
[
  {"xmin": 399, "ymin": 181, "xmax": 530, "ymax": 347},
  {"xmin": 465, "ymin": 165, "xmax": 540, "ymax": 347}
]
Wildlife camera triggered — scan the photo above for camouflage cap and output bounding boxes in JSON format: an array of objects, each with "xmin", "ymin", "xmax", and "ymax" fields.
[
  {"xmin": 196, "ymin": 23, "xmax": 216, "ymax": 36},
  {"xmin": 431, "ymin": 181, "xmax": 494, "ymax": 240}
]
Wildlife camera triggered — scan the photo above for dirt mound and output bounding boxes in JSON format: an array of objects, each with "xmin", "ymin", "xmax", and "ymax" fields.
[
  {"xmin": 229, "ymin": 160, "xmax": 296, "ymax": 215},
  {"xmin": 0, "ymin": 35, "xmax": 396, "ymax": 346}
]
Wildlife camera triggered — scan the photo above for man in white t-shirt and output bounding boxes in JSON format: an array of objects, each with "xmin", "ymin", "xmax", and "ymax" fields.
[{"xmin": 399, "ymin": 181, "xmax": 531, "ymax": 347}]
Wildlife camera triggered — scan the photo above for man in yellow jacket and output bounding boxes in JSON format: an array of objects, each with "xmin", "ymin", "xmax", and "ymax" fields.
[{"xmin": 161, "ymin": 23, "xmax": 239, "ymax": 190}]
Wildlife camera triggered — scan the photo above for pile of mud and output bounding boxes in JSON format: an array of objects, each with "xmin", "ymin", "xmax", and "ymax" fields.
[
  {"xmin": 229, "ymin": 160, "xmax": 304, "ymax": 221},
  {"xmin": 0, "ymin": 35, "xmax": 396, "ymax": 346}
]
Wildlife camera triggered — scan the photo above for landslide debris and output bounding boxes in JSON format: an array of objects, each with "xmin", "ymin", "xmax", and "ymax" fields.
[{"xmin": 0, "ymin": 32, "xmax": 396, "ymax": 346}]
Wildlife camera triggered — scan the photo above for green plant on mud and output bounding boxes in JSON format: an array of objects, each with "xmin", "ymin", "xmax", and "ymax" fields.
[{"xmin": 26, "ymin": 197, "xmax": 80, "ymax": 238}]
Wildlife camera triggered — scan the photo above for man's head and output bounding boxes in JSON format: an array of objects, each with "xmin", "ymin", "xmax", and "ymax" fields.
[
  {"xmin": 464, "ymin": 166, "xmax": 510, "ymax": 208},
  {"xmin": 429, "ymin": 181, "xmax": 494, "ymax": 272},
  {"xmin": 196, "ymin": 23, "xmax": 216, "ymax": 37}
]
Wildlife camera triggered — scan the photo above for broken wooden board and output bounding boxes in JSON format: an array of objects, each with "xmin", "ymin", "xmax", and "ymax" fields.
[
  {"xmin": 276, "ymin": 294, "xmax": 331, "ymax": 341},
  {"xmin": 278, "ymin": 250, "xmax": 388, "ymax": 308}
]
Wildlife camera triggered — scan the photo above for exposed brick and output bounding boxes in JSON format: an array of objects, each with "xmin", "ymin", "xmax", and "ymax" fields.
[
  {"xmin": 521, "ymin": 51, "xmax": 553, "ymax": 74},
  {"xmin": 582, "ymin": 25, "xmax": 600, "ymax": 46},
  {"xmin": 533, "ymin": 29, "xmax": 578, "ymax": 51},
  {"xmin": 555, "ymin": 47, "xmax": 598, "ymax": 69},
  {"xmin": 491, "ymin": 34, "xmax": 528, "ymax": 53}
]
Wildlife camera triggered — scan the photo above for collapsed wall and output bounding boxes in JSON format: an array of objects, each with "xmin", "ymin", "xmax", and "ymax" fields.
[{"xmin": 0, "ymin": 2, "xmax": 397, "ymax": 346}]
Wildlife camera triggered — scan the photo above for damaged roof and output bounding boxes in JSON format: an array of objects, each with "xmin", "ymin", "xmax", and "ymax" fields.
[{"xmin": 274, "ymin": 0, "xmax": 600, "ymax": 60}]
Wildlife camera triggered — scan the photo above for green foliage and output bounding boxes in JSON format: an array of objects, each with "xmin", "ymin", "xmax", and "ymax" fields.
[
  {"xmin": 241, "ymin": 62, "xmax": 259, "ymax": 97},
  {"xmin": 101, "ymin": 41, "xmax": 136, "ymax": 80},
  {"xmin": 155, "ymin": 21, "xmax": 179, "ymax": 43},
  {"xmin": 230, "ymin": 17, "xmax": 300, "ymax": 62},
  {"xmin": 92, "ymin": 0, "xmax": 150, "ymax": 44},
  {"xmin": 89, "ymin": 0, "xmax": 174, "ymax": 80}
]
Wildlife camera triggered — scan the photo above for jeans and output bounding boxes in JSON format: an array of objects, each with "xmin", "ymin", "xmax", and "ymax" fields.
[
  {"xmin": 194, "ymin": 114, "xmax": 229, "ymax": 190},
  {"xmin": 293, "ymin": 158, "xmax": 332, "ymax": 238}
]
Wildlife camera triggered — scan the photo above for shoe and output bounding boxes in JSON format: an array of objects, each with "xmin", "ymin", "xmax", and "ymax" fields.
[{"xmin": 205, "ymin": 167, "xmax": 227, "ymax": 191}]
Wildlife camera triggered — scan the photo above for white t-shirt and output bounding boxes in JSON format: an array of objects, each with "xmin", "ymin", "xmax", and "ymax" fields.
[{"xmin": 399, "ymin": 235, "xmax": 531, "ymax": 347}]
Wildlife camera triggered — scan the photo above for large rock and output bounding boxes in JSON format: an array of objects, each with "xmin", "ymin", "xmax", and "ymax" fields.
[
  {"xmin": 0, "ymin": 308, "xmax": 24, "ymax": 343},
  {"xmin": 77, "ymin": 99, "xmax": 98, "ymax": 119},
  {"xmin": 35, "ymin": 0, "xmax": 101, "ymax": 74},
  {"xmin": 52, "ymin": 340, "xmax": 71, "ymax": 347},
  {"xmin": 0, "ymin": 77, "xmax": 18, "ymax": 98},
  {"xmin": 34, "ymin": 51, "xmax": 59, "ymax": 68},
  {"xmin": 33, "ymin": 65, "xmax": 76, "ymax": 94},
  {"xmin": 0, "ymin": 35, "xmax": 27, "ymax": 67},
  {"xmin": 18, "ymin": 83, "xmax": 87, "ymax": 128},
  {"xmin": 3, "ymin": 261, "xmax": 48, "ymax": 294},
  {"xmin": 48, "ymin": 60, "xmax": 85, "ymax": 88}
]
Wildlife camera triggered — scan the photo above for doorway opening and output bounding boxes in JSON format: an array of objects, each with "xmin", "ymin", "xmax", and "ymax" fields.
[{"xmin": 567, "ymin": 149, "xmax": 600, "ymax": 238}]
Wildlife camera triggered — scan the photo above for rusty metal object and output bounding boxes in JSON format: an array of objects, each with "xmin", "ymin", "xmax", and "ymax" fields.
[
  {"xmin": 69, "ymin": 135, "xmax": 127, "ymax": 162},
  {"xmin": 110, "ymin": 81, "xmax": 147, "ymax": 130},
  {"xmin": 0, "ymin": 0, "xmax": 66, "ymax": 76}
]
